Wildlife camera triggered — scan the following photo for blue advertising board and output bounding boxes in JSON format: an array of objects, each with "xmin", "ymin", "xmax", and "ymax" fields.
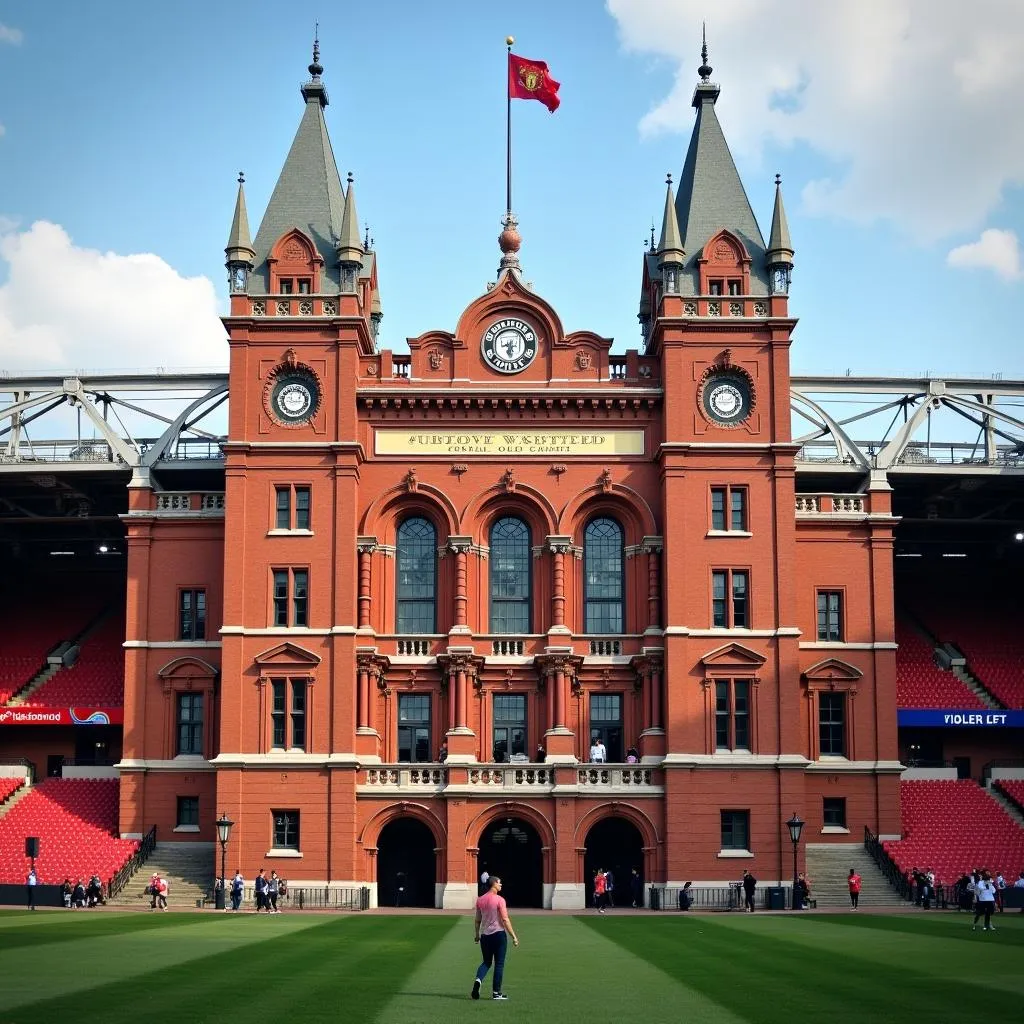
[{"xmin": 897, "ymin": 709, "xmax": 1024, "ymax": 728}]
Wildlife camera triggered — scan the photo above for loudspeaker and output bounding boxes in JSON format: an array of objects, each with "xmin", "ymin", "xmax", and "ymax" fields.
[{"xmin": 25, "ymin": 837, "xmax": 39, "ymax": 858}]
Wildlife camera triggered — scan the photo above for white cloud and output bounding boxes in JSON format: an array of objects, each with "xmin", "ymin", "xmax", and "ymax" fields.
[
  {"xmin": 0, "ymin": 23, "xmax": 22, "ymax": 45},
  {"xmin": 607, "ymin": 0, "xmax": 1024, "ymax": 242},
  {"xmin": 947, "ymin": 229, "xmax": 1023, "ymax": 280},
  {"xmin": 0, "ymin": 221, "xmax": 226, "ymax": 372}
]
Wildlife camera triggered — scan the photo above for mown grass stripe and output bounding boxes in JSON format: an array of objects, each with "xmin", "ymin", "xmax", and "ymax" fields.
[
  {"xmin": 579, "ymin": 914, "xmax": 1023, "ymax": 1024},
  {"xmin": 0, "ymin": 915, "xmax": 456, "ymax": 1024},
  {"xmin": 381, "ymin": 915, "xmax": 747, "ymax": 1024},
  {"xmin": 0, "ymin": 909, "xmax": 212, "ymax": 948}
]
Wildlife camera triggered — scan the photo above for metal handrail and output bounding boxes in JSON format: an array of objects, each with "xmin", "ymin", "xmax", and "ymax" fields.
[{"xmin": 107, "ymin": 825, "xmax": 157, "ymax": 898}]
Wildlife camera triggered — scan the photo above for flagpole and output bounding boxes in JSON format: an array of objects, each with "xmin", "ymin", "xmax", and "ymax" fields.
[{"xmin": 506, "ymin": 35, "xmax": 514, "ymax": 216}]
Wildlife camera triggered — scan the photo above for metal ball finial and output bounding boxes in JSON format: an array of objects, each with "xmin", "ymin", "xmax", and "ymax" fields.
[
  {"xmin": 666, "ymin": 172, "xmax": 673, "ymax": 187},
  {"xmin": 309, "ymin": 24, "xmax": 323, "ymax": 79},
  {"xmin": 775, "ymin": 173, "xmax": 782, "ymax": 187},
  {"xmin": 698, "ymin": 22, "xmax": 713, "ymax": 82},
  {"xmin": 347, "ymin": 171, "xmax": 354, "ymax": 185},
  {"xmin": 238, "ymin": 171, "xmax": 245, "ymax": 185},
  {"xmin": 506, "ymin": 36, "xmax": 515, "ymax": 46}
]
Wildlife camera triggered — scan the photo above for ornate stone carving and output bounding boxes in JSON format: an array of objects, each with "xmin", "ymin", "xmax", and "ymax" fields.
[
  {"xmin": 599, "ymin": 467, "xmax": 613, "ymax": 493},
  {"xmin": 428, "ymin": 348, "xmax": 444, "ymax": 370},
  {"xmin": 403, "ymin": 468, "xmax": 418, "ymax": 492},
  {"xmin": 501, "ymin": 467, "xmax": 516, "ymax": 493},
  {"xmin": 574, "ymin": 349, "xmax": 592, "ymax": 371}
]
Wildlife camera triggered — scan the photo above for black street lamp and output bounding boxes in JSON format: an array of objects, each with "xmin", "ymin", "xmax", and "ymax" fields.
[
  {"xmin": 786, "ymin": 812, "xmax": 805, "ymax": 910},
  {"xmin": 215, "ymin": 813, "xmax": 234, "ymax": 911}
]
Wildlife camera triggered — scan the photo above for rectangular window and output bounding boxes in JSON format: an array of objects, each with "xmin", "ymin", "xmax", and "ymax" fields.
[
  {"xmin": 819, "ymin": 692, "xmax": 847, "ymax": 757},
  {"xmin": 493, "ymin": 694, "xmax": 527, "ymax": 763},
  {"xmin": 297, "ymin": 279, "xmax": 311, "ymax": 294},
  {"xmin": 714, "ymin": 679, "xmax": 751, "ymax": 751},
  {"xmin": 398, "ymin": 694, "xmax": 431, "ymax": 763},
  {"xmin": 279, "ymin": 279, "xmax": 293, "ymax": 294},
  {"xmin": 291, "ymin": 679, "xmax": 306, "ymax": 751},
  {"xmin": 176, "ymin": 692, "xmax": 204, "ymax": 755},
  {"xmin": 274, "ymin": 485, "xmax": 311, "ymax": 531},
  {"xmin": 272, "ymin": 810, "xmax": 300, "ymax": 850},
  {"xmin": 816, "ymin": 590, "xmax": 843, "ymax": 642},
  {"xmin": 721, "ymin": 810, "xmax": 750, "ymax": 851},
  {"xmin": 709, "ymin": 280, "xmax": 723, "ymax": 295},
  {"xmin": 275, "ymin": 487, "xmax": 291, "ymax": 530},
  {"xmin": 176, "ymin": 796, "xmax": 199, "ymax": 828},
  {"xmin": 727, "ymin": 279, "xmax": 742, "ymax": 296},
  {"xmin": 710, "ymin": 487, "xmax": 748, "ymax": 532},
  {"xmin": 270, "ymin": 678, "xmax": 306, "ymax": 751},
  {"xmin": 712, "ymin": 569, "xmax": 749, "ymax": 628},
  {"xmin": 294, "ymin": 487, "xmax": 311, "ymax": 530},
  {"xmin": 589, "ymin": 693, "xmax": 624, "ymax": 762},
  {"xmin": 823, "ymin": 796, "xmax": 847, "ymax": 828},
  {"xmin": 272, "ymin": 568, "xmax": 308, "ymax": 627},
  {"xmin": 178, "ymin": 589, "xmax": 206, "ymax": 641}
]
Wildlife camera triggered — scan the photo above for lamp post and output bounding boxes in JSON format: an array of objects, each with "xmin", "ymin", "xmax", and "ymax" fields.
[
  {"xmin": 786, "ymin": 812, "xmax": 805, "ymax": 910},
  {"xmin": 215, "ymin": 813, "xmax": 234, "ymax": 911}
]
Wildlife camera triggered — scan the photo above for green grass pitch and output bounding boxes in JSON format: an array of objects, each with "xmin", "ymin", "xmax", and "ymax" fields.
[{"xmin": 0, "ymin": 909, "xmax": 1020, "ymax": 1023}]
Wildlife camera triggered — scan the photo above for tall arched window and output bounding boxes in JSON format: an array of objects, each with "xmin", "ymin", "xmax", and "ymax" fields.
[
  {"xmin": 489, "ymin": 517, "xmax": 531, "ymax": 633},
  {"xmin": 584, "ymin": 517, "xmax": 624, "ymax": 633},
  {"xmin": 396, "ymin": 517, "xmax": 436, "ymax": 634}
]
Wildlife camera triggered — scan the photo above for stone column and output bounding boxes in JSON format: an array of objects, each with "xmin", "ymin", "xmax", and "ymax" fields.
[
  {"xmin": 546, "ymin": 536, "xmax": 573, "ymax": 630},
  {"xmin": 356, "ymin": 537, "xmax": 378, "ymax": 629},
  {"xmin": 649, "ymin": 657, "xmax": 663, "ymax": 731},
  {"xmin": 447, "ymin": 537, "xmax": 473, "ymax": 629},
  {"xmin": 455, "ymin": 664, "xmax": 469, "ymax": 730},
  {"xmin": 356, "ymin": 664, "xmax": 370, "ymax": 730},
  {"xmin": 641, "ymin": 536, "xmax": 663, "ymax": 631}
]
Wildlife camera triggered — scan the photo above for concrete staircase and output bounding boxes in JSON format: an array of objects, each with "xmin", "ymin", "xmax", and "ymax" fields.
[
  {"xmin": 987, "ymin": 783, "xmax": 1024, "ymax": 828},
  {"xmin": 107, "ymin": 841, "xmax": 215, "ymax": 909},
  {"xmin": 805, "ymin": 844, "xmax": 907, "ymax": 909},
  {"xmin": 0, "ymin": 781, "xmax": 32, "ymax": 819}
]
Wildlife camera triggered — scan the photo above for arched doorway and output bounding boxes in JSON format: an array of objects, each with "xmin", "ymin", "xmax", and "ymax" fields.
[
  {"xmin": 377, "ymin": 818, "xmax": 437, "ymax": 908},
  {"xmin": 584, "ymin": 816, "xmax": 644, "ymax": 909},
  {"xmin": 478, "ymin": 816, "xmax": 543, "ymax": 908}
]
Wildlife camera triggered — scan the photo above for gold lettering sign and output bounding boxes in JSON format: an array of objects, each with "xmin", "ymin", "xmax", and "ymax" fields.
[{"xmin": 375, "ymin": 428, "xmax": 644, "ymax": 457}]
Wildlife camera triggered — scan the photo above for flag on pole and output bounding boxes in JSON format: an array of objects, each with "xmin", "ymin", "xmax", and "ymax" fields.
[{"xmin": 508, "ymin": 53, "xmax": 560, "ymax": 112}]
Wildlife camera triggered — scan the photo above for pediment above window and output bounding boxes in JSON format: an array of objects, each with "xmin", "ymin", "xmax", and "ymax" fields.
[
  {"xmin": 802, "ymin": 657, "xmax": 862, "ymax": 685},
  {"xmin": 253, "ymin": 642, "xmax": 322, "ymax": 669},
  {"xmin": 157, "ymin": 656, "xmax": 219, "ymax": 681},
  {"xmin": 699, "ymin": 642, "xmax": 767, "ymax": 670}
]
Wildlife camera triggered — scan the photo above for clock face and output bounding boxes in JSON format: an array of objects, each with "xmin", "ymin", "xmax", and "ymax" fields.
[
  {"xmin": 702, "ymin": 371, "xmax": 752, "ymax": 425},
  {"xmin": 270, "ymin": 371, "xmax": 320, "ymax": 424},
  {"xmin": 481, "ymin": 318, "xmax": 538, "ymax": 374}
]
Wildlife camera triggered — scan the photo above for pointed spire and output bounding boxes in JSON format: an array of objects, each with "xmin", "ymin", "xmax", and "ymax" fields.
[
  {"xmin": 674, "ymin": 32, "xmax": 769, "ymax": 295},
  {"xmin": 699, "ymin": 23, "xmax": 713, "ymax": 82},
  {"xmin": 767, "ymin": 173, "xmax": 795, "ymax": 294},
  {"xmin": 225, "ymin": 172, "xmax": 255, "ymax": 293},
  {"xmin": 226, "ymin": 171, "xmax": 254, "ymax": 256},
  {"xmin": 692, "ymin": 25, "xmax": 720, "ymax": 106},
  {"xmin": 336, "ymin": 172, "xmax": 364, "ymax": 269},
  {"xmin": 657, "ymin": 173, "xmax": 684, "ymax": 262}
]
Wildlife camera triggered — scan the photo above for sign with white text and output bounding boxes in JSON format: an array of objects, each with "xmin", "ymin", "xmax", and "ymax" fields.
[
  {"xmin": 0, "ymin": 707, "xmax": 123, "ymax": 727},
  {"xmin": 897, "ymin": 709, "xmax": 1024, "ymax": 728}
]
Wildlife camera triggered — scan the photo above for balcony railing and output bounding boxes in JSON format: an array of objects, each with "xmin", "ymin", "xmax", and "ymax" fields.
[{"xmin": 468, "ymin": 766, "xmax": 553, "ymax": 787}]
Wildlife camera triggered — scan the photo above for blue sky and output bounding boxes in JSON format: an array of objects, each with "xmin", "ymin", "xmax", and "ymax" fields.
[{"xmin": 1, "ymin": 0, "xmax": 1023, "ymax": 378}]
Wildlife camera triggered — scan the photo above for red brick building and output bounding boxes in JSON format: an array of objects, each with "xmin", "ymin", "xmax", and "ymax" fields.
[{"xmin": 116, "ymin": 45, "xmax": 901, "ymax": 908}]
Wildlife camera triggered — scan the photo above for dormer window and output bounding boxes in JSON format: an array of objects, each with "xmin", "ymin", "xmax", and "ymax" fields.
[
  {"xmin": 709, "ymin": 280, "xmax": 723, "ymax": 296},
  {"xmin": 728, "ymin": 280, "xmax": 742, "ymax": 296},
  {"xmin": 280, "ymin": 279, "xmax": 294, "ymax": 295},
  {"xmin": 298, "ymin": 279, "xmax": 311, "ymax": 294}
]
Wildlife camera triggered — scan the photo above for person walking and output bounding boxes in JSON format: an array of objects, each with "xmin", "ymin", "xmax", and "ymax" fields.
[
  {"xmin": 972, "ymin": 870, "xmax": 997, "ymax": 932},
  {"xmin": 471, "ymin": 875, "xmax": 519, "ymax": 1002},
  {"xmin": 230, "ymin": 869, "xmax": 244, "ymax": 912},
  {"xmin": 593, "ymin": 868, "xmax": 607, "ymax": 912},
  {"xmin": 268, "ymin": 870, "xmax": 280, "ymax": 913},
  {"xmin": 26, "ymin": 866, "xmax": 37, "ymax": 911},
  {"xmin": 847, "ymin": 868, "xmax": 862, "ymax": 910},
  {"xmin": 254, "ymin": 868, "xmax": 268, "ymax": 912},
  {"xmin": 742, "ymin": 870, "xmax": 757, "ymax": 912}
]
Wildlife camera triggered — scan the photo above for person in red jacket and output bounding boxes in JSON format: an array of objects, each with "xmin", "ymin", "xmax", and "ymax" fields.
[{"xmin": 848, "ymin": 868, "xmax": 862, "ymax": 910}]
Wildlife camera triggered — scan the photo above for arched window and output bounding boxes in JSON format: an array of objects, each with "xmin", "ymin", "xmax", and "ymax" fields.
[
  {"xmin": 584, "ymin": 517, "xmax": 624, "ymax": 633},
  {"xmin": 396, "ymin": 517, "xmax": 436, "ymax": 634},
  {"xmin": 489, "ymin": 517, "xmax": 531, "ymax": 633}
]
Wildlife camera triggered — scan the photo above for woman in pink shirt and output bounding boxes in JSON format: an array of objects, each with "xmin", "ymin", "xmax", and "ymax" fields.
[{"xmin": 472, "ymin": 876, "xmax": 520, "ymax": 1001}]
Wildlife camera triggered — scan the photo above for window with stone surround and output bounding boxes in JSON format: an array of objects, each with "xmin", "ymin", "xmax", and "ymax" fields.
[
  {"xmin": 489, "ymin": 517, "xmax": 531, "ymax": 634},
  {"xmin": 270, "ymin": 678, "xmax": 307, "ymax": 751},
  {"xmin": 176, "ymin": 795, "xmax": 199, "ymax": 829},
  {"xmin": 176, "ymin": 692, "xmax": 204, "ymax": 755},
  {"xmin": 272, "ymin": 810, "xmax": 300, "ymax": 851},
  {"xmin": 816, "ymin": 590, "xmax": 844, "ymax": 642},
  {"xmin": 710, "ymin": 486, "xmax": 748, "ymax": 532},
  {"xmin": 272, "ymin": 568, "xmax": 308, "ymax": 627},
  {"xmin": 712, "ymin": 569, "xmax": 749, "ymax": 628},
  {"xmin": 398, "ymin": 694, "xmax": 431, "ymax": 763},
  {"xmin": 396, "ymin": 517, "xmax": 436, "ymax": 634},
  {"xmin": 720, "ymin": 810, "xmax": 750, "ymax": 851},
  {"xmin": 178, "ymin": 589, "xmax": 206, "ymax": 641},
  {"xmin": 493, "ymin": 694, "xmax": 527, "ymax": 762},
  {"xmin": 714, "ymin": 679, "xmax": 751, "ymax": 751},
  {"xmin": 584, "ymin": 517, "xmax": 624, "ymax": 633},
  {"xmin": 274, "ymin": 485, "xmax": 311, "ymax": 531}
]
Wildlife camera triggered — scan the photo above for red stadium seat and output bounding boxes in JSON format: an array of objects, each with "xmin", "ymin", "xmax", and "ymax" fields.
[{"xmin": 896, "ymin": 618, "xmax": 985, "ymax": 709}]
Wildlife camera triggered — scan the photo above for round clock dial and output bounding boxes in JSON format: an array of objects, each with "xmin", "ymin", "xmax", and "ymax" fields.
[
  {"xmin": 481, "ymin": 318, "xmax": 538, "ymax": 374},
  {"xmin": 702, "ymin": 371, "xmax": 752, "ymax": 425},
  {"xmin": 271, "ymin": 371, "xmax": 320, "ymax": 424}
]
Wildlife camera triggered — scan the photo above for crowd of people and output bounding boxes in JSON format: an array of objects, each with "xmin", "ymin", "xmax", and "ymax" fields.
[{"xmin": 59, "ymin": 874, "xmax": 106, "ymax": 909}]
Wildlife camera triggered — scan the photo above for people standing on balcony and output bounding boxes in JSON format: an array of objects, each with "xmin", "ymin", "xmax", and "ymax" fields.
[
  {"xmin": 626, "ymin": 745, "xmax": 639, "ymax": 764},
  {"xmin": 742, "ymin": 870, "xmax": 757, "ymax": 912},
  {"xmin": 534, "ymin": 743, "xmax": 546, "ymax": 763},
  {"xmin": 438, "ymin": 742, "xmax": 448, "ymax": 763},
  {"xmin": 847, "ymin": 869, "xmax": 861, "ymax": 910},
  {"xmin": 590, "ymin": 736, "xmax": 607, "ymax": 763},
  {"xmin": 972, "ymin": 870, "xmax": 997, "ymax": 931}
]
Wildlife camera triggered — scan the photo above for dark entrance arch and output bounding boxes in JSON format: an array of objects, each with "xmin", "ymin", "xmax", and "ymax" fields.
[
  {"xmin": 377, "ymin": 817, "xmax": 436, "ymax": 908},
  {"xmin": 584, "ymin": 816, "xmax": 644, "ymax": 909},
  {"xmin": 478, "ymin": 816, "xmax": 543, "ymax": 908}
]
